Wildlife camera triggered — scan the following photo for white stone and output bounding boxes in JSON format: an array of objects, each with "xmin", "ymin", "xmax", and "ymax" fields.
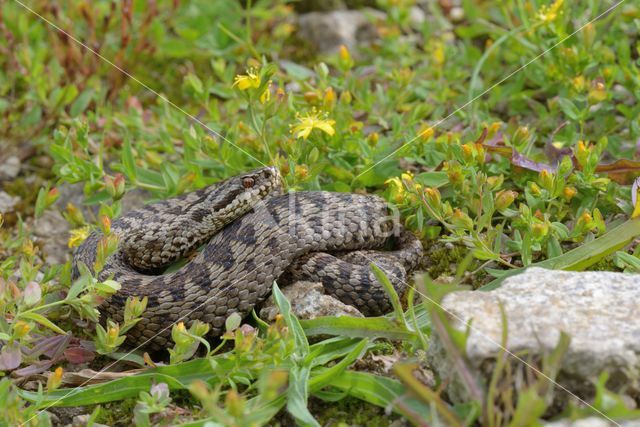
[{"xmin": 428, "ymin": 268, "xmax": 640, "ymax": 403}]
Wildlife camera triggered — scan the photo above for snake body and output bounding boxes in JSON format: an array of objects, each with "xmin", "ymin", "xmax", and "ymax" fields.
[{"xmin": 73, "ymin": 167, "xmax": 423, "ymax": 350}]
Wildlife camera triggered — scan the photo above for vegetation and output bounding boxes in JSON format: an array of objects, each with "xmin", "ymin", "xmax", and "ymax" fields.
[{"xmin": 1, "ymin": 0, "xmax": 639, "ymax": 425}]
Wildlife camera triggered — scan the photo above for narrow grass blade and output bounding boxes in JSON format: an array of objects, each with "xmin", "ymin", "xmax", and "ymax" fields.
[
  {"xmin": 300, "ymin": 316, "xmax": 416, "ymax": 341},
  {"xmin": 317, "ymin": 370, "xmax": 431, "ymax": 421},
  {"xmin": 481, "ymin": 218, "xmax": 640, "ymax": 290},
  {"xmin": 18, "ymin": 358, "xmax": 227, "ymax": 407}
]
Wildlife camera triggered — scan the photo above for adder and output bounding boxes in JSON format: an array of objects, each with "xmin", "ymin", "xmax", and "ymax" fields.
[{"xmin": 73, "ymin": 167, "xmax": 423, "ymax": 350}]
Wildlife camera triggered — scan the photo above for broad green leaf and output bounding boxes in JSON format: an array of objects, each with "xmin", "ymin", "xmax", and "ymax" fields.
[
  {"xmin": 19, "ymin": 358, "xmax": 230, "ymax": 407},
  {"xmin": 316, "ymin": 370, "xmax": 431, "ymax": 420},
  {"xmin": 19, "ymin": 312, "xmax": 67, "ymax": 335},
  {"xmin": 300, "ymin": 316, "xmax": 416, "ymax": 341},
  {"xmin": 272, "ymin": 281, "xmax": 308, "ymax": 356},
  {"xmin": 70, "ymin": 89, "xmax": 94, "ymax": 117},
  {"xmin": 287, "ymin": 365, "xmax": 319, "ymax": 427},
  {"xmin": 121, "ymin": 138, "xmax": 136, "ymax": 181}
]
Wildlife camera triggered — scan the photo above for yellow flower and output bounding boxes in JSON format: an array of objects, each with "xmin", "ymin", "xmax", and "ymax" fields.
[
  {"xmin": 418, "ymin": 124, "xmax": 435, "ymax": 141},
  {"xmin": 290, "ymin": 109, "xmax": 336, "ymax": 140},
  {"xmin": 537, "ymin": 0, "xmax": 564, "ymax": 23},
  {"xmin": 400, "ymin": 171, "xmax": 414, "ymax": 182},
  {"xmin": 260, "ymin": 81, "xmax": 272, "ymax": 104},
  {"xmin": 384, "ymin": 177, "xmax": 405, "ymax": 203},
  {"xmin": 339, "ymin": 45, "xmax": 351, "ymax": 61},
  {"xmin": 68, "ymin": 227, "xmax": 90, "ymax": 248},
  {"xmin": 47, "ymin": 367, "xmax": 64, "ymax": 391},
  {"xmin": 232, "ymin": 68, "xmax": 261, "ymax": 90}
]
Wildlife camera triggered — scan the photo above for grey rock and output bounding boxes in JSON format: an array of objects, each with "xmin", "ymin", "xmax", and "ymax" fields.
[
  {"xmin": 292, "ymin": 0, "xmax": 377, "ymax": 13},
  {"xmin": 0, "ymin": 155, "xmax": 21, "ymax": 181},
  {"xmin": 0, "ymin": 191, "xmax": 19, "ymax": 214},
  {"xmin": 545, "ymin": 417, "xmax": 640, "ymax": 427},
  {"xmin": 409, "ymin": 6, "xmax": 426, "ymax": 25},
  {"xmin": 260, "ymin": 281, "xmax": 364, "ymax": 321},
  {"xmin": 428, "ymin": 267, "xmax": 640, "ymax": 403},
  {"xmin": 297, "ymin": 9, "xmax": 384, "ymax": 54},
  {"xmin": 33, "ymin": 210, "xmax": 70, "ymax": 265},
  {"xmin": 71, "ymin": 414, "xmax": 109, "ymax": 427}
]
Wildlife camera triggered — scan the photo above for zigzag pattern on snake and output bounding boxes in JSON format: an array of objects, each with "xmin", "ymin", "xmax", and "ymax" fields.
[{"xmin": 73, "ymin": 167, "xmax": 423, "ymax": 350}]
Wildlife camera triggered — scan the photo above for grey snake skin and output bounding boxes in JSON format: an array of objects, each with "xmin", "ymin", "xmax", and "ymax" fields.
[{"xmin": 73, "ymin": 167, "xmax": 423, "ymax": 350}]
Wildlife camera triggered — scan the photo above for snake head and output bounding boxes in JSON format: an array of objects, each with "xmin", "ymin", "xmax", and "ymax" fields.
[{"xmin": 207, "ymin": 166, "xmax": 281, "ymax": 219}]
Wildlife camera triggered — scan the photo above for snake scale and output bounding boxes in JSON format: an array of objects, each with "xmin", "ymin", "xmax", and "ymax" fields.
[{"xmin": 73, "ymin": 167, "xmax": 423, "ymax": 350}]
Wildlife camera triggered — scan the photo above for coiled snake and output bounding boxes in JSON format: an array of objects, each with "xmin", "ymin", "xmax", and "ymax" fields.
[{"xmin": 73, "ymin": 167, "xmax": 423, "ymax": 350}]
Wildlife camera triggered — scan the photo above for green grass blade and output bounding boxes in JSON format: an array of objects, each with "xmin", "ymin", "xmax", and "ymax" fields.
[
  {"xmin": 272, "ymin": 281, "xmax": 309, "ymax": 356},
  {"xmin": 18, "ymin": 358, "xmax": 228, "ymax": 408},
  {"xmin": 316, "ymin": 370, "xmax": 431, "ymax": 420},
  {"xmin": 287, "ymin": 365, "xmax": 320, "ymax": 427},
  {"xmin": 481, "ymin": 218, "xmax": 640, "ymax": 290},
  {"xmin": 300, "ymin": 316, "xmax": 416, "ymax": 341}
]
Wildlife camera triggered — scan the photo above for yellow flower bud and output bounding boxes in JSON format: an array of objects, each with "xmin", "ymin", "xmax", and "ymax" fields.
[
  {"xmin": 461, "ymin": 143, "xmax": 474, "ymax": 162},
  {"xmin": 539, "ymin": 169, "xmax": 554, "ymax": 191},
  {"xmin": 367, "ymin": 132, "xmax": 379, "ymax": 147},
  {"xmin": 65, "ymin": 203, "xmax": 85, "ymax": 226},
  {"xmin": 339, "ymin": 45, "xmax": 351, "ymax": 61},
  {"xmin": 99, "ymin": 215, "xmax": 111, "ymax": 235},
  {"xmin": 225, "ymin": 389, "xmax": 245, "ymax": 418},
  {"xmin": 451, "ymin": 208, "xmax": 474, "ymax": 230},
  {"xmin": 47, "ymin": 367, "xmax": 64, "ymax": 392},
  {"xmin": 303, "ymin": 91, "xmax": 319, "ymax": 103},
  {"xmin": 324, "ymin": 87, "xmax": 336, "ymax": 107},
  {"xmin": 13, "ymin": 320, "xmax": 31, "ymax": 338},
  {"xmin": 575, "ymin": 140, "xmax": 589, "ymax": 167},
  {"xmin": 495, "ymin": 190, "xmax": 517, "ymax": 211},
  {"xmin": 294, "ymin": 165, "xmax": 309, "ymax": 180},
  {"xmin": 562, "ymin": 186, "xmax": 577, "ymax": 201},
  {"xmin": 419, "ymin": 125, "xmax": 435, "ymax": 141},
  {"xmin": 340, "ymin": 90, "xmax": 352, "ymax": 104},
  {"xmin": 581, "ymin": 212, "xmax": 592, "ymax": 224},
  {"xmin": 530, "ymin": 183, "xmax": 542, "ymax": 196},
  {"xmin": 531, "ymin": 222, "xmax": 549, "ymax": 239},
  {"xmin": 572, "ymin": 76, "xmax": 586, "ymax": 92},
  {"xmin": 424, "ymin": 187, "xmax": 441, "ymax": 207}
]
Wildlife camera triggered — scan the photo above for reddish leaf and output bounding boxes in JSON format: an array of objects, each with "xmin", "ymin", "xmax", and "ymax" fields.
[
  {"xmin": 474, "ymin": 127, "xmax": 488, "ymax": 145},
  {"xmin": 0, "ymin": 343, "xmax": 22, "ymax": 371},
  {"xmin": 512, "ymin": 150, "xmax": 554, "ymax": 173},
  {"xmin": 64, "ymin": 346, "xmax": 96, "ymax": 364},
  {"xmin": 26, "ymin": 334, "xmax": 71, "ymax": 359},
  {"xmin": 484, "ymin": 143, "xmax": 554, "ymax": 172},
  {"xmin": 14, "ymin": 359, "xmax": 54, "ymax": 377},
  {"xmin": 595, "ymin": 159, "xmax": 640, "ymax": 184}
]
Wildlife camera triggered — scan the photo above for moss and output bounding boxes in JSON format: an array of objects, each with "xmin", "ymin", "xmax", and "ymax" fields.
[
  {"xmin": 423, "ymin": 242, "xmax": 467, "ymax": 279},
  {"xmin": 308, "ymin": 396, "xmax": 401, "ymax": 426}
]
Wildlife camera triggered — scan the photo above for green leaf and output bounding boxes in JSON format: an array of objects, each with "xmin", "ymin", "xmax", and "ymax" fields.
[
  {"xmin": 317, "ymin": 370, "xmax": 431, "ymax": 420},
  {"xmin": 300, "ymin": 316, "xmax": 416, "ymax": 341},
  {"xmin": 272, "ymin": 281, "xmax": 308, "ymax": 356},
  {"xmin": 19, "ymin": 312, "xmax": 67, "ymax": 335},
  {"xmin": 121, "ymin": 137, "xmax": 137, "ymax": 181},
  {"xmin": 414, "ymin": 171, "xmax": 450, "ymax": 187},
  {"xmin": 34, "ymin": 187, "xmax": 48, "ymax": 219},
  {"xmin": 19, "ymin": 358, "xmax": 229, "ymax": 407},
  {"xmin": 482, "ymin": 218, "xmax": 640, "ymax": 290},
  {"xmin": 185, "ymin": 74, "xmax": 203, "ymax": 95},
  {"xmin": 370, "ymin": 263, "xmax": 406, "ymax": 326},
  {"xmin": 70, "ymin": 89, "xmax": 94, "ymax": 117},
  {"xmin": 309, "ymin": 339, "xmax": 368, "ymax": 389},
  {"xmin": 287, "ymin": 365, "xmax": 319, "ymax": 427},
  {"xmin": 557, "ymin": 98, "xmax": 581, "ymax": 121}
]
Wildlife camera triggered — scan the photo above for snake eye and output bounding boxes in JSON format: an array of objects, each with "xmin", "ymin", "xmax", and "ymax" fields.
[{"xmin": 242, "ymin": 177, "xmax": 255, "ymax": 188}]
